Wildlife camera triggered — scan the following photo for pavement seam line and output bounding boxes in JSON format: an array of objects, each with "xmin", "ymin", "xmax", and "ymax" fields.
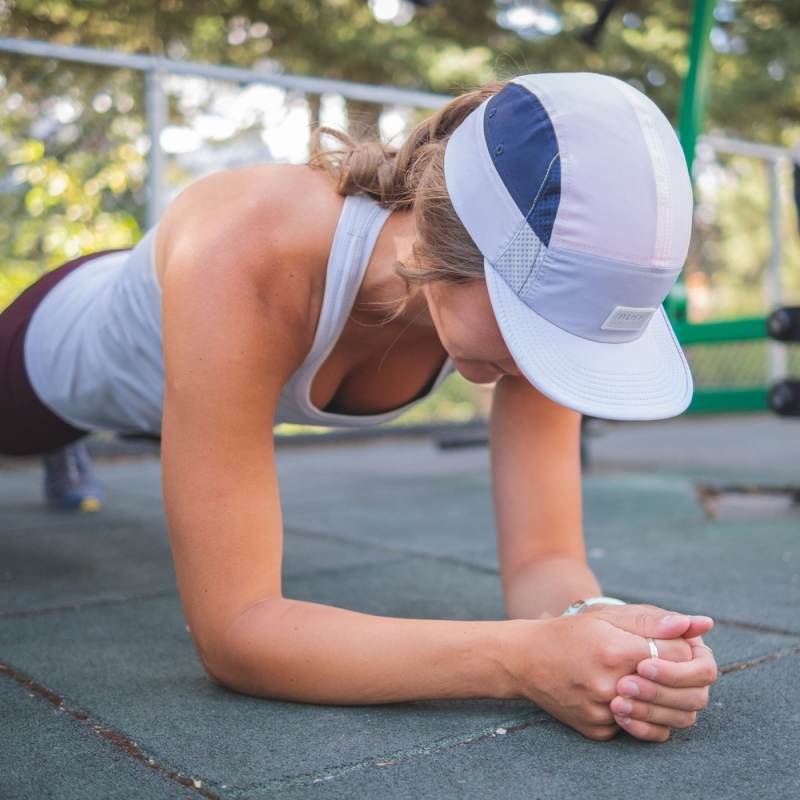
[
  {"xmin": 211, "ymin": 712, "xmax": 552, "ymax": 796},
  {"xmin": 601, "ymin": 590, "xmax": 800, "ymax": 639},
  {"xmin": 0, "ymin": 650, "xmax": 550, "ymax": 798},
  {"xmin": 718, "ymin": 645, "xmax": 800, "ymax": 675},
  {"xmin": 0, "ymin": 659, "xmax": 217, "ymax": 800},
  {"xmin": 0, "ymin": 588, "xmax": 179, "ymax": 620},
  {"xmin": 4, "ymin": 642, "xmax": 795, "ymax": 794},
  {"xmin": 284, "ymin": 524, "xmax": 500, "ymax": 575},
  {"xmin": 709, "ymin": 617, "xmax": 800, "ymax": 638}
]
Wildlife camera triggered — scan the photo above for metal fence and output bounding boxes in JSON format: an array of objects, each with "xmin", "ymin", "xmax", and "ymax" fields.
[
  {"xmin": 682, "ymin": 134, "xmax": 800, "ymax": 396},
  {"xmin": 0, "ymin": 36, "xmax": 478, "ymax": 429},
  {"xmin": 0, "ymin": 37, "xmax": 448, "ymax": 306},
  {"xmin": 1, "ymin": 37, "xmax": 799, "ymax": 406}
]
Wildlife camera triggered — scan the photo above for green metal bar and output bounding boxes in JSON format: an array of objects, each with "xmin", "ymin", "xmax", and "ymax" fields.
[
  {"xmin": 685, "ymin": 387, "xmax": 770, "ymax": 414},
  {"xmin": 678, "ymin": 0, "xmax": 716, "ymax": 170},
  {"xmin": 673, "ymin": 316, "xmax": 768, "ymax": 345},
  {"xmin": 676, "ymin": 316, "xmax": 771, "ymax": 413},
  {"xmin": 667, "ymin": 0, "xmax": 716, "ymax": 325},
  {"xmin": 673, "ymin": 2, "xmax": 768, "ymax": 418}
]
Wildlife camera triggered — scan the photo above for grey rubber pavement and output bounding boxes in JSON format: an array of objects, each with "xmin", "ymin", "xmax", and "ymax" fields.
[{"xmin": 1, "ymin": 414, "xmax": 799, "ymax": 798}]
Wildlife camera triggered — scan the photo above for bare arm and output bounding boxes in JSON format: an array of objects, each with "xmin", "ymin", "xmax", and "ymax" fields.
[
  {"xmin": 489, "ymin": 376, "xmax": 717, "ymax": 741},
  {"xmin": 490, "ymin": 375, "xmax": 602, "ymax": 619},
  {"xmin": 157, "ymin": 171, "xmax": 709, "ymax": 741},
  {"xmin": 158, "ymin": 173, "xmax": 522, "ymax": 705}
]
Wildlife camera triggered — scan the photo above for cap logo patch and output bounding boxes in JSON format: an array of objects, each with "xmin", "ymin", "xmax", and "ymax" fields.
[{"xmin": 601, "ymin": 306, "xmax": 657, "ymax": 331}]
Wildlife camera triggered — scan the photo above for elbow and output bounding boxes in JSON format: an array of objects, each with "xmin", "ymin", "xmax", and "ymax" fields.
[
  {"xmin": 196, "ymin": 644, "xmax": 228, "ymax": 688},
  {"xmin": 190, "ymin": 628, "xmax": 238, "ymax": 691},
  {"xmin": 188, "ymin": 597, "xmax": 289, "ymax": 697}
]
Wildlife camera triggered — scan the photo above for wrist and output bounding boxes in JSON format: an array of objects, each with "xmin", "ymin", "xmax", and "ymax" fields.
[
  {"xmin": 562, "ymin": 596, "xmax": 626, "ymax": 616},
  {"xmin": 493, "ymin": 618, "xmax": 547, "ymax": 701},
  {"xmin": 444, "ymin": 620, "xmax": 533, "ymax": 701}
]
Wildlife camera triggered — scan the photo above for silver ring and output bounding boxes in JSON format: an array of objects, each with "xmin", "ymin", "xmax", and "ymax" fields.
[
  {"xmin": 646, "ymin": 638, "xmax": 659, "ymax": 659},
  {"xmin": 697, "ymin": 644, "xmax": 714, "ymax": 655}
]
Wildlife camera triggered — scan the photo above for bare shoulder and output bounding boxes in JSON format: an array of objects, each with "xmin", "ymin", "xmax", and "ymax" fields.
[
  {"xmin": 156, "ymin": 164, "xmax": 344, "ymax": 385},
  {"xmin": 156, "ymin": 163, "xmax": 343, "ymax": 296}
]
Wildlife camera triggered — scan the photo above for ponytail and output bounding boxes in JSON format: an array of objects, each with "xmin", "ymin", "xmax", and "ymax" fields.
[
  {"xmin": 309, "ymin": 82, "xmax": 508, "ymax": 287},
  {"xmin": 308, "ymin": 82, "xmax": 507, "ymax": 209}
]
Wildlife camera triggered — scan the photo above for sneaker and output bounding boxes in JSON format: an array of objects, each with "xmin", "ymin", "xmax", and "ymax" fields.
[{"xmin": 43, "ymin": 441, "xmax": 103, "ymax": 512}]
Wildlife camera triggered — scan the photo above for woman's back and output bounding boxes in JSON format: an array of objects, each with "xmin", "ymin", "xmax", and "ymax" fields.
[
  {"xmin": 24, "ymin": 165, "xmax": 451, "ymax": 435},
  {"xmin": 25, "ymin": 228, "xmax": 164, "ymax": 434}
]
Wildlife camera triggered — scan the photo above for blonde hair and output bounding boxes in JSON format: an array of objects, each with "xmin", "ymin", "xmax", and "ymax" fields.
[{"xmin": 308, "ymin": 82, "xmax": 507, "ymax": 289}]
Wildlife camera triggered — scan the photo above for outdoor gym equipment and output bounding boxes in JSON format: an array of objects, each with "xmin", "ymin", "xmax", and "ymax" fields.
[
  {"xmin": 769, "ymin": 382, "xmax": 800, "ymax": 416},
  {"xmin": 1, "ymin": 5, "xmax": 797, "ymax": 419},
  {"xmin": 768, "ymin": 306, "xmax": 800, "ymax": 343},
  {"xmin": 666, "ymin": 0, "xmax": 799, "ymax": 416},
  {"xmin": 766, "ymin": 306, "xmax": 800, "ymax": 416}
]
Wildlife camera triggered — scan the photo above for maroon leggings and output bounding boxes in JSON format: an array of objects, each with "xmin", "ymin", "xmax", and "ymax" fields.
[{"xmin": 0, "ymin": 251, "xmax": 124, "ymax": 456}]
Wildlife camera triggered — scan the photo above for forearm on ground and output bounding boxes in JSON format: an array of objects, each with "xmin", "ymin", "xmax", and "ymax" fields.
[{"xmin": 199, "ymin": 597, "xmax": 532, "ymax": 705}]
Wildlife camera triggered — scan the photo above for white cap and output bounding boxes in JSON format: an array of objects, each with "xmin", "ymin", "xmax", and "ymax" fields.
[{"xmin": 444, "ymin": 73, "xmax": 694, "ymax": 420}]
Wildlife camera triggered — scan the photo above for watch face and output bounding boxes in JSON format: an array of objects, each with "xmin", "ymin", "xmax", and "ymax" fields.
[
  {"xmin": 563, "ymin": 601, "xmax": 586, "ymax": 616},
  {"xmin": 563, "ymin": 597, "xmax": 626, "ymax": 616}
]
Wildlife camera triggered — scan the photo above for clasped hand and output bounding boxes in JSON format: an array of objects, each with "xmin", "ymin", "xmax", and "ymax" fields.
[{"xmin": 529, "ymin": 604, "xmax": 717, "ymax": 742}]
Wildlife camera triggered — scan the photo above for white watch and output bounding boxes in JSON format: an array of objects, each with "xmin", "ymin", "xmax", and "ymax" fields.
[{"xmin": 562, "ymin": 596, "xmax": 626, "ymax": 616}]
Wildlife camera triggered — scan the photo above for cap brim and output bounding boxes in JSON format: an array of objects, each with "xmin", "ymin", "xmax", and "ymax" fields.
[{"xmin": 485, "ymin": 263, "xmax": 693, "ymax": 420}]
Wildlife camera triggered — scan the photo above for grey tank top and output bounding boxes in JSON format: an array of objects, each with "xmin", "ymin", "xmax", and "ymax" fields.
[{"xmin": 24, "ymin": 194, "xmax": 453, "ymax": 435}]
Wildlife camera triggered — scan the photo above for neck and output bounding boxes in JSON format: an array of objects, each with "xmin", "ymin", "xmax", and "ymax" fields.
[{"xmin": 353, "ymin": 207, "xmax": 433, "ymax": 329}]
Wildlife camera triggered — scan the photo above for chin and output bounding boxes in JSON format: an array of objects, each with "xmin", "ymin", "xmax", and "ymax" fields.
[{"xmin": 456, "ymin": 363, "xmax": 503, "ymax": 384}]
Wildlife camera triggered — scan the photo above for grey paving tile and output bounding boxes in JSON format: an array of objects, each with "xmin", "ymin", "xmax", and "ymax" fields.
[
  {"xmin": 0, "ymin": 594, "xmax": 539, "ymax": 793},
  {"xmin": 283, "ymin": 556, "xmax": 506, "ymax": 620},
  {"xmin": 0, "ymin": 671, "xmax": 194, "ymax": 800},
  {"xmin": 1, "ymin": 551, "xmax": 796, "ymax": 797},
  {"xmin": 281, "ymin": 455, "xmax": 800, "ymax": 635},
  {"xmin": 587, "ymin": 414, "xmax": 800, "ymax": 482},
  {"xmin": 0, "ymin": 504, "xmax": 177, "ymax": 616},
  {"xmin": 0, "ymin": 460, "xmax": 172, "ymax": 615},
  {"xmin": 582, "ymin": 476, "xmax": 800, "ymax": 633},
  {"xmin": 275, "ymin": 439, "xmax": 490, "ymax": 483},
  {"xmin": 280, "ymin": 469, "xmax": 498, "ymax": 561},
  {"xmin": 2, "ymin": 428, "xmax": 797, "ymax": 798},
  {"xmin": 282, "ymin": 529, "xmax": 402, "ymax": 577},
  {"xmin": 701, "ymin": 624, "xmax": 800, "ymax": 669},
  {"xmin": 277, "ymin": 440, "xmax": 498, "ymax": 563},
  {"xmin": 0, "ymin": 461, "xmax": 400, "ymax": 615},
  {"xmin": 0, "ymin": 458, "xmax": 166, "ymax": 536},
  {"xmin": 583, "ymin": 473, "xmax": 705, "ymax": 529},
  {"xmin": 267, "ymin": 653, "xmax": 800, "ymax": 800}
]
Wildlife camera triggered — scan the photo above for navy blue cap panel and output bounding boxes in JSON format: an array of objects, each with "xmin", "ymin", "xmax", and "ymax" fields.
[
  {"xmin": 528, "ymin": 155, "xmax": 560, "ymax": 246},
  {"xmin": 484, "ymin": 82, "xmax": 561, "ymax": 246}
]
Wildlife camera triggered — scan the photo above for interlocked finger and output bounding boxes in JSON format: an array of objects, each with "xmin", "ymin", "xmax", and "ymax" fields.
[
  {"xmin": 611, "ymin": 696, "xmax": 698, "ymax": 729},
  {"xmin": 617, "ymin": 676, "xmax": 709, "ymax": 711},
  {"xmin": 637, "ymin": 646, "xmax": 718, "ymax": 688},
  {"xmin": 646, "ymin": 637, "xmax": 692, "ymax": 664},
  {"xmin": 613, "ymin": 715, "xmax": 672, "ymax": 742}
]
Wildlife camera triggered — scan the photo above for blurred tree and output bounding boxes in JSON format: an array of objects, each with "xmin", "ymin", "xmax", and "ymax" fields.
[
  {"xmin": 0, "ymin": 56, "xmax": 146, "ymax": 307},
  {"xmin": 1, "ymin": 0, "xmax": 798, "ymax": 136},
  {"xmin": 1, "ymin": 0, "xmax": 798, "ymax": 315}
]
